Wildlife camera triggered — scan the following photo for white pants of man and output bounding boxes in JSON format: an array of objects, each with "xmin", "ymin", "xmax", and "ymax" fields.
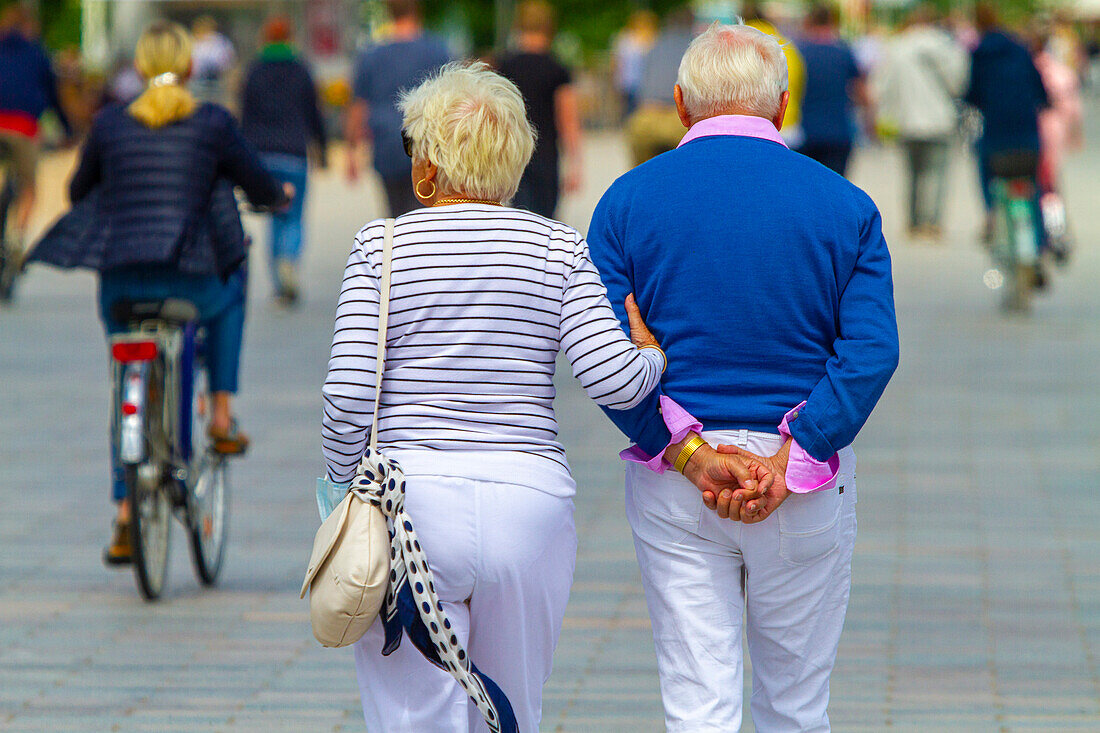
[
  {"xmin": 627, "ymin": 429, "xmax": 857, "ymax": 732},
  {"xmin": 353, "ymin": 470, "xmax": 577, "ymax": 732}
]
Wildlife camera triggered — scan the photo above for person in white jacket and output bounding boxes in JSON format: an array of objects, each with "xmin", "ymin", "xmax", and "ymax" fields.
[{"xmin": 876, "ymin": 5, "xmax": 968, "ymax": 240}]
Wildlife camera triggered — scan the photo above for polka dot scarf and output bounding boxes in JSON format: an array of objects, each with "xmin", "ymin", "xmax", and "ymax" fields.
[{"xmin": 351, "ymin": 450, "xmax": 519, "ymax": 733}]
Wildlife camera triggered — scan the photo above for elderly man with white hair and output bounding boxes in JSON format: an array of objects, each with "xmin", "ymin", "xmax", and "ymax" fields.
[{"xmin": 587, "ymin": 23, "xmax": 899, "ymax": 731}]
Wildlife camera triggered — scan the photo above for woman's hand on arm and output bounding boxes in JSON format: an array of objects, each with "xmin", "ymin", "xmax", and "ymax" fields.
[{"xmin": 625, "ymin": 293, "xmax": 659, "ymax": 349}]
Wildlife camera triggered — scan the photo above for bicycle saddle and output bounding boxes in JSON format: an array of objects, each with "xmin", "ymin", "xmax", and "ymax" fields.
[
  {"xmin": 988, "ymin": 150, "xmax": 1039, "ymax": 179},
  {"xmin": 110, "ymin": 298, "xmax": 200, "ymax": 326}
]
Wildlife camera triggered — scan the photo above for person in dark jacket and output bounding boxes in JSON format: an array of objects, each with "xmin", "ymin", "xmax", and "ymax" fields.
[
  {"xmin": 0, "ymin": 4, "xmax": 72, "ymax": 249},
  {"xmin": 495, "ymin": 0, "xmax": 582, "ymax": 218},
  {"xmin": 965, "ymin": 2, "xmax": 1048, "ymax": 242},
  {"xmin": 796, "ymin": 4, "xmax": 872, "ymax": 177},
  {"xmin": 63, "ymin": 21, "xmax": 288, "ymax": 564},
  {"xmin": 239, "ymin": 16, "xmax": 327, "ymax": 304}
]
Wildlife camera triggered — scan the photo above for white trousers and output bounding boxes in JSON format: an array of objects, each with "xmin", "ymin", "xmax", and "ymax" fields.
[
  {"xmin": 353, "ymin": 473, "xmax": 577, "ymax": 732},
  {"xmin": 627, "ymin": 430, "xmax": 857, "ymax": 733}
]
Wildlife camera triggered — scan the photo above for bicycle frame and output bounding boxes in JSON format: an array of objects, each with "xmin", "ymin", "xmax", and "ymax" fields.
[
  {"xmin": 110, "ymin": 321, "xmax": 200, "ymax": 486},
  {"xmin": 986, "ymin": 150, "xmax": 1042, "ymax": 314}
]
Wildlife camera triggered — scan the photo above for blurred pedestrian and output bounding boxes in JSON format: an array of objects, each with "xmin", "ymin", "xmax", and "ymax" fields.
[
  {"xmin": 33, "ymin": 21, "xmax": 288, "ymax": 564},
  {"xmin": 965, "ymin": 2, "xmax": 1048, "ymax": 243},
  {"xmin": 625, "ymin": 7, "xmax": 695, "ymax": 166},
  {"xmin": 1035, "ymin": 34, "xmax": 1084, "ymax": 191},
  {"xmin": 876, "ymin": 4, "xmax": 968, "ymax": 239},
  {"xmin": 496, "ymin": 0, "xmax": 582, "ymax": 218},
  {"xmin": 324, "ymin": 62, "xmax": 667, "ymax": 733},
  {"xmin": 611, "ymin": 10, "xmax": 658, "ymax": 120},
  {"xmin": 743, "ymin": 1, "xmax": 807, "ymax": 148},
  {"xmin": 1033, "ymin": 31, "xmax": 1083, "ymax": 260},
  {"xmin": 796, "ymin": 3, "xmax": 872, "ymax": 176},
  {"xmin": 345, "ymin": 0, "xmax": 451, "ymax": 217},
  {"xmin": 586, "ymin": 23, "xmax": 898, "ymax": 731},
  {"xmin": 0, "ymin": 3, "xmax": 72, "ymax": 252},
  {"xmin": 190, "ymin": 15, "xmax": 236, "ymax": 105},
  {"xmin": 240, "ymin": 15, "xmax": 328, "ymax": 305}
]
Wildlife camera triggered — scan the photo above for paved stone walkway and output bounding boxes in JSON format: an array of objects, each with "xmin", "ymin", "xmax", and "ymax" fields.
[{"xmin": 2, "ymin": 101, "xmax": 1100, "ymax": 731}]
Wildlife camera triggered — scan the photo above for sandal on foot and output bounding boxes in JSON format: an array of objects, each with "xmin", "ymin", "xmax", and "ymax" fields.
[
  {"xmin": 103, "ymin": 520, "xmax": 133, "ymax": 566},
  {"xmin": 210, "ymin": 419, "xmax": 250, "ymax": 455}
]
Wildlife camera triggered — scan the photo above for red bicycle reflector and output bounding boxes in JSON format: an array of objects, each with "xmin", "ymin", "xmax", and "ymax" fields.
[
  {"xmin": 121, "ymin": 402, "xmax": 139, "ymax": 415},
  {"xmin": 112, "ymin": 341, "xmax": 158, "ymax": 362}
]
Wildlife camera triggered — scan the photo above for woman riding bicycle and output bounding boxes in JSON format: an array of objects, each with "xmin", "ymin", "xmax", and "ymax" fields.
[{"xmin": 63, "ymin": 21, "xmax": 289, "ymax": 563}]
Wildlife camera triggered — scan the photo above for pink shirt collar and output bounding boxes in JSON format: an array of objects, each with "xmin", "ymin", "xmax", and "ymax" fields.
[{"xmin": 677, "ymin": 114, "xmax": 788, "ymax": 149}]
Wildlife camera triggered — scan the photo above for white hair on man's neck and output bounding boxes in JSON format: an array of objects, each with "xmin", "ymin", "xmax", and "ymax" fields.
[{"xmin": 676, "ymin": 22, "xmax": 788, "ymax": 123}]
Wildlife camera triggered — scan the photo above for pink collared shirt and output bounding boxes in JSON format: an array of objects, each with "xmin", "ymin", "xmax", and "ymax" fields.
[
  {"xmin": 620, "ymin": 114, "xmax": 839, "ymax": 494},
  {"xmin": 677, "ymin": 113, "xmax": 789, "ymax": 149}
]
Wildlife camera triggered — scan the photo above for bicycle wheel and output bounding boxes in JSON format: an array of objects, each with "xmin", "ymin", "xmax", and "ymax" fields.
[
  {"xmin": 185, "ymin": 367, "xmax": 229, "ymax": 585},
  {"xmin": 187, "ymin": 450, "xmax": 229, "ymax": 585},
  {"xmin": 0, "ymin": 178, "xmax": 17, "ymax": 304},
  {"xmin": 127, "ymin": 462, "xmax": 172, "ymax": 600},
  {"xmin": 126, "ymin": 358, "xmax": 172, "ymax": 600}
]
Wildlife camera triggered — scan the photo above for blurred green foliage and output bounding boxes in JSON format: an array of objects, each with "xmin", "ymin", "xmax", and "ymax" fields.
[
  {"xmin": 39, "ymin": 0, "xmax": 82, "ymax": 50},
  {"xmin": 422, "ymin": 0, "xmax": 691, "ymax": 58}
]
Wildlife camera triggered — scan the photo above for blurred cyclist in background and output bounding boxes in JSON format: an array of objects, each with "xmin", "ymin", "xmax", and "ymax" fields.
[
  {"xmin": 35, "ymin": 21, "xmax": 288, "ymax": 563},
  {"xmin": 0, "ymin": 3, "xmax": 72, "ymax": 252},
  {"xmin": 965, "ymin": 2, "xmax": 1048, "ymax": 245}
]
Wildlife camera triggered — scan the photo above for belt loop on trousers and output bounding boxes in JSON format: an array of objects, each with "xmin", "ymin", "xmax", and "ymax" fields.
[{"xmin": 738, "ymin": 429, "xmax": 748, "ymax": 447}]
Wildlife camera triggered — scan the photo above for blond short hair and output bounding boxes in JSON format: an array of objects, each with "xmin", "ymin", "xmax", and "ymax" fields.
[
  {"xmin": 399, "ymin": 62, "xmax": 535, "ymax": 203},
  {"xmin": 677, "ymin": 22, "xmax": 788, "ymax": 122}
]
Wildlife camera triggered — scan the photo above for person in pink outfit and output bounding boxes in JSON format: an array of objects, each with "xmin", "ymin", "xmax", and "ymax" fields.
[
  {"xmin": 1034, "ymin": 45, "xmax": 1083, "ymax": 192},
  {"xmin": 1033, "ymin": 35, "xmax": 1083, "ymax": 260}
]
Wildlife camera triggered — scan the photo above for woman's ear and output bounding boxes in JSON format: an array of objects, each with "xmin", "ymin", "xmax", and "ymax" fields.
[{"xmin": 423, "ymin": 160, "xmax": 438, "ymax": 182}]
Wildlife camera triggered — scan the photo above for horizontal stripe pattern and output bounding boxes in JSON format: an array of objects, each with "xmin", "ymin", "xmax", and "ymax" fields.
[{"xmin": 322, "ymin": 205, "xmax": 663, "ymax": 483}]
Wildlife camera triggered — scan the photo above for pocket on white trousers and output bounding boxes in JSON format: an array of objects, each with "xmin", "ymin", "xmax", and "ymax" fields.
[{"xmin": 777, "ymin": 482, "xmax": 844, "ymax": 566}]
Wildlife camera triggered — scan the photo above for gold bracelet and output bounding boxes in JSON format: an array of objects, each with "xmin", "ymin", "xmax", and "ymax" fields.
[
  {"xmin": 673, "ymin": 434, "xmax": 708, "ymax": 473},
  {"xmin": 639, "ymin": 344, "xmax": 667, "ymax": 373}
]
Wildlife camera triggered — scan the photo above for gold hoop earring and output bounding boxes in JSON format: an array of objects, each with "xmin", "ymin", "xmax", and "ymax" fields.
[{"xmin": 415, "ymin": 178, "xmax": 436, "ymax": 200}]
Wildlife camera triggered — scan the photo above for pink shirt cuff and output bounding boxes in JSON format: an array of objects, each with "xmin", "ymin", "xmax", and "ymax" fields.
[
  {"xmin": 779, "ymin": 402, "xmax": 840, "ymax": 493},
  {"xmin": 619, "ymin": 395, "xmax": 703, "ymax": 473},
  {"xmin": 619, "ymin": 398, "xmax": 840, "ymax": 491}
]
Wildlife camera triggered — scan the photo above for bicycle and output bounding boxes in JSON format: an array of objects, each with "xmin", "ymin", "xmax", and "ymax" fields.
[
  {"xmin": 0, "ymin": 143, "xmax": 20, "ymax": 303},
  {"xmin": 984, "ymin": 151, "xmax": 1042, "ymax": 314},
  {"xmin": 109, "ymin": 298, "xmax": 230, "ymax": 600}
]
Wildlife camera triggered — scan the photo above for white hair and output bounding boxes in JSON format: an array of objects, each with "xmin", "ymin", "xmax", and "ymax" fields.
[
  {"xmin": 676, "ymin": 22, "xmax": 788, "ymax": 122},
  {"xmin": 398, "ymin": 62, "xmax": 535, "ymax": 203}
]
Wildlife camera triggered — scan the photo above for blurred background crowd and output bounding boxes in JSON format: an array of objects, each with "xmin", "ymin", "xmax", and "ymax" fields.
[
  {"xmin": 1, "ymin": 0, "xmax": 1097, "ymax": 298},
  {"xmin": 3, "ymin": 0, "xmax": 1096, "ymax": 160}
]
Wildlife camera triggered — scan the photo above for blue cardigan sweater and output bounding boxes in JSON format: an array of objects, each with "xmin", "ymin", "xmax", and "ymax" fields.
[{"xmin": 586, "ymin": 133, "xmax": 899, "ymax": 462}]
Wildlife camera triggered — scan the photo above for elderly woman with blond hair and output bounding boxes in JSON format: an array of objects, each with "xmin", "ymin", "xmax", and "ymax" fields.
[{"xmin": 320, "ymin": 62, "xmax": 680, "ymax": 731}]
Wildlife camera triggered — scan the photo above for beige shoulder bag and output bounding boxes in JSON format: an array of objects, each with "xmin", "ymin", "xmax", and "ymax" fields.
[{"xmin": 300, "ymin": 218, "xmax": 395, "ymax": 648}]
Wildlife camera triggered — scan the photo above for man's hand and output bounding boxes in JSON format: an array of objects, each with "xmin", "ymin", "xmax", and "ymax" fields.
[
  {"xmin": 714, "ymin": 439, "xmax": 792, "ymax": 524},
  {"xmin": 664, "ymin": 434, "xmax": 766, "ymax": 520}
]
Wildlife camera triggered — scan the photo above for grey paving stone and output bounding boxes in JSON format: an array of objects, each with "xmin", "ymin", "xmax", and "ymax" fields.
[{"xmin": 5, "ymin": 102, "xmax": 1100, "ymax": 732}]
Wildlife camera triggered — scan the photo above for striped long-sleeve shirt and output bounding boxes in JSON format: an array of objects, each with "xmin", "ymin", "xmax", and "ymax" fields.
[{"xmin": 321, "ymin": 204, "xmax": 664, "ymax": 488}]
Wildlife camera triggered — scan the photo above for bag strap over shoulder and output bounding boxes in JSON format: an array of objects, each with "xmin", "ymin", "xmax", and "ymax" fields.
[{"xmin": 369, "ymin": 218, "xmax": 395, "ymax": 454}]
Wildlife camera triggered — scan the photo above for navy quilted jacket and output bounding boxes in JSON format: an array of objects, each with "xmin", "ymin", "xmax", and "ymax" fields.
[{"xmin": 63, "ymin": 102, "xmax": 285, "ymax": 274}]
